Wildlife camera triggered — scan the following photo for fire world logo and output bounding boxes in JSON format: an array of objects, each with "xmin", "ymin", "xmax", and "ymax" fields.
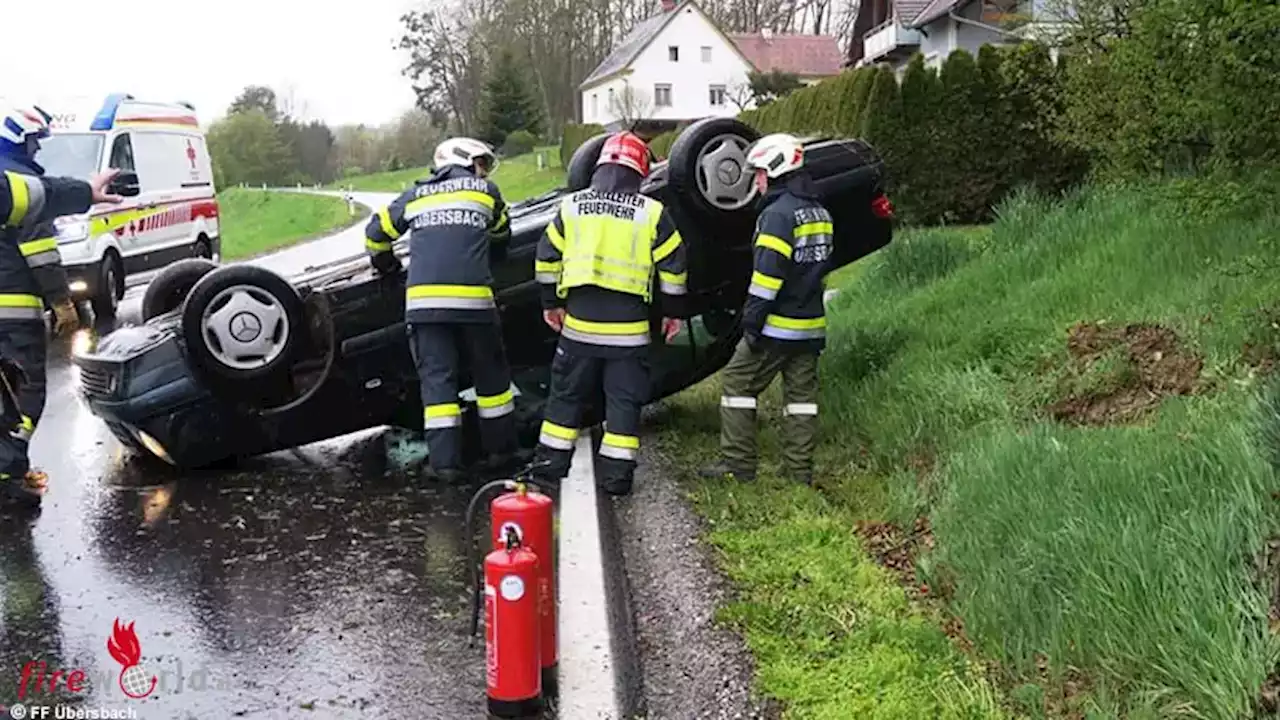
[{"xmin": 107, "ymin": 618, "xmax": 158, "ymax": 699}]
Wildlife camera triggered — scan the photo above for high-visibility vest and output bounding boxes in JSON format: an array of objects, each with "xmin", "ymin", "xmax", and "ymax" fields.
[{"xmin": 556, "ymin": 193, "xmax": 662, "ymax": 303}]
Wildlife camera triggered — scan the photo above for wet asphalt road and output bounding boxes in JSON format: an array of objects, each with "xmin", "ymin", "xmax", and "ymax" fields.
[{"xmin": 0, "ymin": 209, "xmax": 503, "ymax": 719}]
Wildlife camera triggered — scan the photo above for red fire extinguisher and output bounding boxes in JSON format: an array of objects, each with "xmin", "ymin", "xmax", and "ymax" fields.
[
  {"xmin": 466, "ymin": 476, "xmax": 557, "ymax": 717},
  {"xmin": 491, "ymin": 485, "xmax": 557, "ymax": 693},
  {"xmin": 483, "ymin": 526, "xmax": 542, "ymax": 718}
]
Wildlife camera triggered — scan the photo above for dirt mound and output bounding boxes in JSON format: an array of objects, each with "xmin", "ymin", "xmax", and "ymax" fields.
[{"xmin": 1047, "ymin": 322, "xmax": 1203, "ymax": 426}]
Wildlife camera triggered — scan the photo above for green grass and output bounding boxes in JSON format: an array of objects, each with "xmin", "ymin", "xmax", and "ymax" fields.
[
  {"xmin": 658, "ymin": 177, "xmax": 1280, "ymax": 718},
  {"xmin": 329, "ymin": 147, "xmax": 565, "ymax": 203},
  {"xmin": 217, "ymin": 188, "xmax": 358, "ymax": 260}
]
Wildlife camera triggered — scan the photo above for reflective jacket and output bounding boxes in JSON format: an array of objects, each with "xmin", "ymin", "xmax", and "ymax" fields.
[
  {"xmin": 0, "ymin": 164, "xmax": 90, "ymax": 321},
  {"xmin": 364, "ymin": 165, "xmax": 512, "ymax": 324},
  {"xmin": 742, "ymin": 173, "xmax": 835, "ymax": 354},
  {"xmin": 535, "ymin": 165, "xmax": 687, "ymax": 357}
]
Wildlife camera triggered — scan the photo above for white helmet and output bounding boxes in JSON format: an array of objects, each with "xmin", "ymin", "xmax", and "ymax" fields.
[
  {"xmin": 0, "ymin": 104, "xmax": 52, "ymax": 155},
  {"xmin": 746, "ymin": 133, "xmax": 804, "ymax": 179},
  {"xmin": 434, "ymin": 137, "xmax": 498, "ymax": 173}
]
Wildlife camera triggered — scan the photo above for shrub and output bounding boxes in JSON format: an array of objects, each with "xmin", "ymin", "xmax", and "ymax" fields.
[
  {"xmin": 649, "ymin": 131, "xmax": 678, "ymax": 160},
  {"xmin": 502, "ymin": 129, "xmax": 536, "ymax": 157},
  {"xmin": 559, "ymin": 123, "xmax": 606, "ymax": 167}
]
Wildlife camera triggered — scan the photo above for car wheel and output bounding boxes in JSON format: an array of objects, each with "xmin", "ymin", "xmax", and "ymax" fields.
[
  {"xmin": 181, "ymin": 264, "xmax": 304, "ymax": 387},
  {"xmin": 90, "ymin": 252, "xmax": 122, "ymax": 320},
  {"xmin": 667, "ymin": 118, "xmax": 762, "ymax": 221},
  {"xmin": 141, "ymin": 258, "xmax": 220, "ymax": 321},
  {"xmin": 566, "ymin": 133, "xmax": 611, "ymax": 191}
]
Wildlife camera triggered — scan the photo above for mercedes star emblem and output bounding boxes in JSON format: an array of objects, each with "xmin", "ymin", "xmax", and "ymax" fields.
[
  {"xmin": 229, "ymin": 312, "xmax": 263, "ymax": 343},
  {"xmin": 716, "ymin": 159, "xmax": 741, "ymax": 185}
]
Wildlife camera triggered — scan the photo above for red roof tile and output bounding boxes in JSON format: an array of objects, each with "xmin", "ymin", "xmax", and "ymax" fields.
[{"xmin": 727, "ymin": 33, "xmax": 844, "ymax": 77}]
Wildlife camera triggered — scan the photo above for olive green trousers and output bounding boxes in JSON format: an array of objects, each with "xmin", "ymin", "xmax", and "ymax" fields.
[{"xmin": 717, "ymin": 337, "xmax": 820, "ymax": 477}]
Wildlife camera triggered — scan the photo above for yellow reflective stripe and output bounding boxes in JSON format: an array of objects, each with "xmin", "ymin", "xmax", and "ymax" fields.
[
  {"xmin": 406, "ymin": 190, "xmax": 495, "ymax": 214},
  {"xmin": 750, "ymin": 271, "xmax": 783, "ymax": 291},
  {"xmin": 652, "ymin": 231, "xmax": 682, "ymax": 262},
  {"xmin": 601, "ymin": 432, "xmax": 639, "ymax": 449},
  {"xmin": 765, "ymin": 314, "xmax": 826, "ymax": 330},
  {"xmin": 366, "ymin": 238, "xmax": 392, "ymax": 252},
  {"xmin": 795, "ymin": 222, "xmax": 833, "ymax": 237},
  {"xmin": 535, "ymin": 260, "xmax": 562, "ymax": 273},
  {"xmin": 0, "ymin": 294, "xmax": 43, "ymax": 308},
  {"xmin": 19, "ymin": 237, "xmax": 57, "ymax": 257},
  {"xmin": 477, "ymin": 389, "xmax": 514, "ymax": 409},
  {"xmin": 406, "ymin": 284, "xmax": 494, "ymax": 299},
  {"xmin": 5, "ymin": 172, "xmax": 29, "ymax": 225},
  {"xmin": 563, "ymin": 315, "xmax": 649, "ymax": 335},
  {"xmin": 545, "ymin": 222, "xmax": 565, "ymax": 252},
  {"xmin": 541, "ymin": 421, "xmax": 578, "ymax": 441},
  {"xmin": 492, "ymin": 206, "xmax": 510, "ymax": 230},
  {"xmin": 378, "ymin": 208, "xmax": 402, "ymax": 240},
  {"xmin": 755, "ymin": 233, "xmax": 792, "ymax": 258},
  {"xmin": 424, "ymin": 403, "xmax": 462, "ymax": 418},
  {"xmin": 658, "ymin": 270, "xmax": 686, "ymax": 285}
]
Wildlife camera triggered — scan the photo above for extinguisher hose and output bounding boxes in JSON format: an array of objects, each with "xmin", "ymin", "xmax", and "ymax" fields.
[{"xmin": 464, "ymin": 478, "xmax": 519, "ymax": 646}]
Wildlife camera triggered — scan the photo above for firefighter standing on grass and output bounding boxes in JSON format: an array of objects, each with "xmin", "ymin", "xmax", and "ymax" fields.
[
  {"xmin": 531, "ymin": 131, "xmax": 688, "ymax": 496},
  {"xmin": 365, "ymin": 137, "xmax": 519, "ymax": 482},
  {"xmin": 0, "ymin": 141, "xmax": 124, "ymax": 506},
  {"xmin": 700, "ymin": 133, "xmax": 834, "ymax": 486}
]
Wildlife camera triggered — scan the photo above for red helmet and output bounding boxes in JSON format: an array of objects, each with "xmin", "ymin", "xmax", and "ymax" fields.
[{"xmin": 596, "ymin": 131, "xmax": 650, "ymax": 177}]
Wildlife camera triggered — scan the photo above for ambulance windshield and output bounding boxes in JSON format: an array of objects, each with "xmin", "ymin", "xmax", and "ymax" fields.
[{"xmin": 35, "ymin": 133, "xmax": 104, "ymax": 180}]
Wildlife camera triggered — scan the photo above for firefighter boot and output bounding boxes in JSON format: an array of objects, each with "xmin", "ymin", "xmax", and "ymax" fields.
[
  {"xmin": 530, "ymin": 445, "xmax": 571, "ymax": 484},
  {"xmin": 0, "ymin": 367, "xmax": 40, "ymax": 508},
  {"xmin": 597, "ymin": 464, "xmax": 635, "ymax": 497},
  {"xmin": 697, "ymin": 461, "xmax": 757, "ymax": 483}
]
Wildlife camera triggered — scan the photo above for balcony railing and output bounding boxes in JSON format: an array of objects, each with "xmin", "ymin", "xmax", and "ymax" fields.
[{"xmin": 862, "ymin": 18, "xmax": 922, "ymax": 61}]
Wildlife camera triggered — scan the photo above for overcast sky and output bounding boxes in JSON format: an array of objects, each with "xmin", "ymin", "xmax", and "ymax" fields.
[{"xmin": 7, "ymin": 0, "xmax": 423, "ymax": 128}]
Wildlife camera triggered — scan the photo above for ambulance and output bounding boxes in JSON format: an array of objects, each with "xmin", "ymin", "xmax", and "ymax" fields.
[{"xmin": 33, "ymin": 94, "xmax": 221, "ymax": 317}]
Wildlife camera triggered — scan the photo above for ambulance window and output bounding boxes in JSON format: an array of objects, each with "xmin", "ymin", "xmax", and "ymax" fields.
[{"xmin": 108, "ymin": 134, "xmax": 135, "ymax": 172}]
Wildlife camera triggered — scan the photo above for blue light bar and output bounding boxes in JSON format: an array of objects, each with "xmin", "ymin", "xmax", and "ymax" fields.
[{"xmin": 90, "ymin": 93, "xmax": 132, "ymax": 131}]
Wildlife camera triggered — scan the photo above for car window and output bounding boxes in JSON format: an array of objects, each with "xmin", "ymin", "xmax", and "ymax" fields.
[
  {"xmin": 108, "ymin": 134, "xmax": 135, "ymax": 172},
  {"xmin": 131, "ymin": 132, "xmax": 203, "ymax": 193}
]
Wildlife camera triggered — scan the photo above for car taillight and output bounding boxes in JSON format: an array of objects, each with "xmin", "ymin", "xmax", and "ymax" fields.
[{"xmin": 871, "ymin": 193, "xmax": 894, "ymax": 219}]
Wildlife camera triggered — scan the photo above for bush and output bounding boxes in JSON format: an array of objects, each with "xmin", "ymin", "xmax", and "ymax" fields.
[
  {"xmin": 559, "ymin": 123, "xmax": 606, "ymax": 168},
  {"xmin": 502, "ymin": 129, "xmax": 537, "ymax": 157},
  {"xmin": 649, "ymin": 131, "xmax": 678, "ymax": 160}
]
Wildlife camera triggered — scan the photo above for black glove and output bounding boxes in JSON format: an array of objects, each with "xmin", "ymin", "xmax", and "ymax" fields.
[{"xmin": 371, "ymin": 252, "xmax": 404, "ymax": 277}]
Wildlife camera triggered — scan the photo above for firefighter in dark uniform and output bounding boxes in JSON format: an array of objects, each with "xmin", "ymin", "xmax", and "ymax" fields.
[
  {"xmin": 365, "ymin": 137, "xmax": 517, "ymax": 482},
  {"xmin": 532, "ymin": 131, "xmax": 688, "ymax": 496},
  {"xmin": 0, "ymin": 144, "xmax": 124, "ymax": 506},
  {"xmin": 700, "ymin": 133, "xmax": 834, "ymax": 486}
]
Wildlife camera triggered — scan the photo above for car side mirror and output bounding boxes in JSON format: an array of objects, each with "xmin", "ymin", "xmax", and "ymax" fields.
[{"xmin": 107, "ymin": 171, "xmax": 140, "ymax": 197}]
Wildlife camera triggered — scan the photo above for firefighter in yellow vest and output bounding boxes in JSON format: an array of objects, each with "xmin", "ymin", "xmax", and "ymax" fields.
[
  {"xmin": 531, "ymin": 132, "xmax": 688, "ymax": 496},
  {"xmin": 0, "ymin": 159, "xmax": 123, "ymax": 506}
]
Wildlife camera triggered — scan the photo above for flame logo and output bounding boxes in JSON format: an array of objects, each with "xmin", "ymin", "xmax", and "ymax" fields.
[{"xmin": 107, "ymin": 618, "xmax": 157, "ymax": 699}]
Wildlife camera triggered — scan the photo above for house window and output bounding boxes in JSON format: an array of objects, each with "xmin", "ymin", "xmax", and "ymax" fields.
[
  {"xmin": 591, "ymin": 93, "xmax": 598, "ymax": 119},
  {"xmin": 709, "ymin": 85, "xmax": 726, "ymax": 107},
  {"xmin": 654, "ymin": 84, "xmax": 672, "ymax": 107},
  {"xmin": 701, "ymin": 46, "xmax": 712, "ymax": 62},
  {"xmin": 668, "ymin": 46, "xmax": 679, "ymax": 62}
]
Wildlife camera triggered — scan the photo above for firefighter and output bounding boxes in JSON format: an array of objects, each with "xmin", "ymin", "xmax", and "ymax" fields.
[
  {"xmin": 532, "ymin": 131, "xmax": 687, "ymax": 496},
  {"xmin": 699, "ymin": 133, "xmax": 834, "ymax": 486},
  {"xmin": 365, "ymin": 137, "xmax": 518, "ymax": 482},
  {"xmin": 0, "ymin": 130, "xmax": 124, "ymax": 506}
]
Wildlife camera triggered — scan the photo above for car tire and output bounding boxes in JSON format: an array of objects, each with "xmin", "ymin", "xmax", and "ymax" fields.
[
  {"xmin": 181, "ymin": 264, "xmax": 304, "ymax": 387},
  {"xmin": 566, "ymin": 133, "xmax": 610, "ymax": 191},
  {"xmin": 141, "ymin": 258, "xmax": 220, "ymax": 322},
  {"xmin": 667, "ymin": 118, "xmax": 762, "ymax": 222},
  {"xmin": 90, "ymin": 252, "xmax": 123, "ymax": 321}
]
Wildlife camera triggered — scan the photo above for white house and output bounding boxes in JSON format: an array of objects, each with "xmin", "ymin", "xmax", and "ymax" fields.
[
  {"xmin": 580, "ymin": 0, "xmax": 843, "ymax": 132},
  {"xmin": 851, "ymin": 0, "xmax": 1062, "ymax": 76}
]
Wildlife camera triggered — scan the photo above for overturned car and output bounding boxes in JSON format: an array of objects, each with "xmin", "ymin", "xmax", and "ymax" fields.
[{"xmin": 71, "ymin": 119, "xmax": 895, "ymax": 469}]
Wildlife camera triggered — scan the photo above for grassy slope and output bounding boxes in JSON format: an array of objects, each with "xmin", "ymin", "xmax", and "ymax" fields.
[
  {"xmin": 217, "ymin": 188, "xmax": 357, "ymax": 260},
  {"xmin": 329, "ymin": 147, "xmax": 564, "ymax": 203},
  {"xmin": 658, "ymin": 178, "xmax": 1280, "ymax": 719}
]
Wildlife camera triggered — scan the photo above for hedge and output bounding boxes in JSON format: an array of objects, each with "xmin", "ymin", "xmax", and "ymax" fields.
[
  {"xmin": 736, "ymin": 42, "xmax": 1087, "ymax": 225},
  {"xmin": 560, "ymin": 123, "xmax": 605, "ymax": 168}
]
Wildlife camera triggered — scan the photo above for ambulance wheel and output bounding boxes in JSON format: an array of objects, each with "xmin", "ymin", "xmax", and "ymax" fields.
[
  {"xmin": 566, "ymin": 133, "xmax": 610, "ymax": 191},
  {"xmin": 668, "ymin": 118, "xmax": 761, "ymax": 221},
  {"xmin": 90, "ymin": 252, "xmax": 123, "ymax": 320},
  {"xmin": 181, "ymin": 265, "xmax": 304, "ymax": 389},
  {"xmin": 141, "ymin": 258, "xmax": 220, "ymax": 321}
]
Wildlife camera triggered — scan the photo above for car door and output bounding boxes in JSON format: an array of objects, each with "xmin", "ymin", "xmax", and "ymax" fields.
[{"xmin": 105, "ymin": 132, "xmax": 148, "ymax": 259}]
